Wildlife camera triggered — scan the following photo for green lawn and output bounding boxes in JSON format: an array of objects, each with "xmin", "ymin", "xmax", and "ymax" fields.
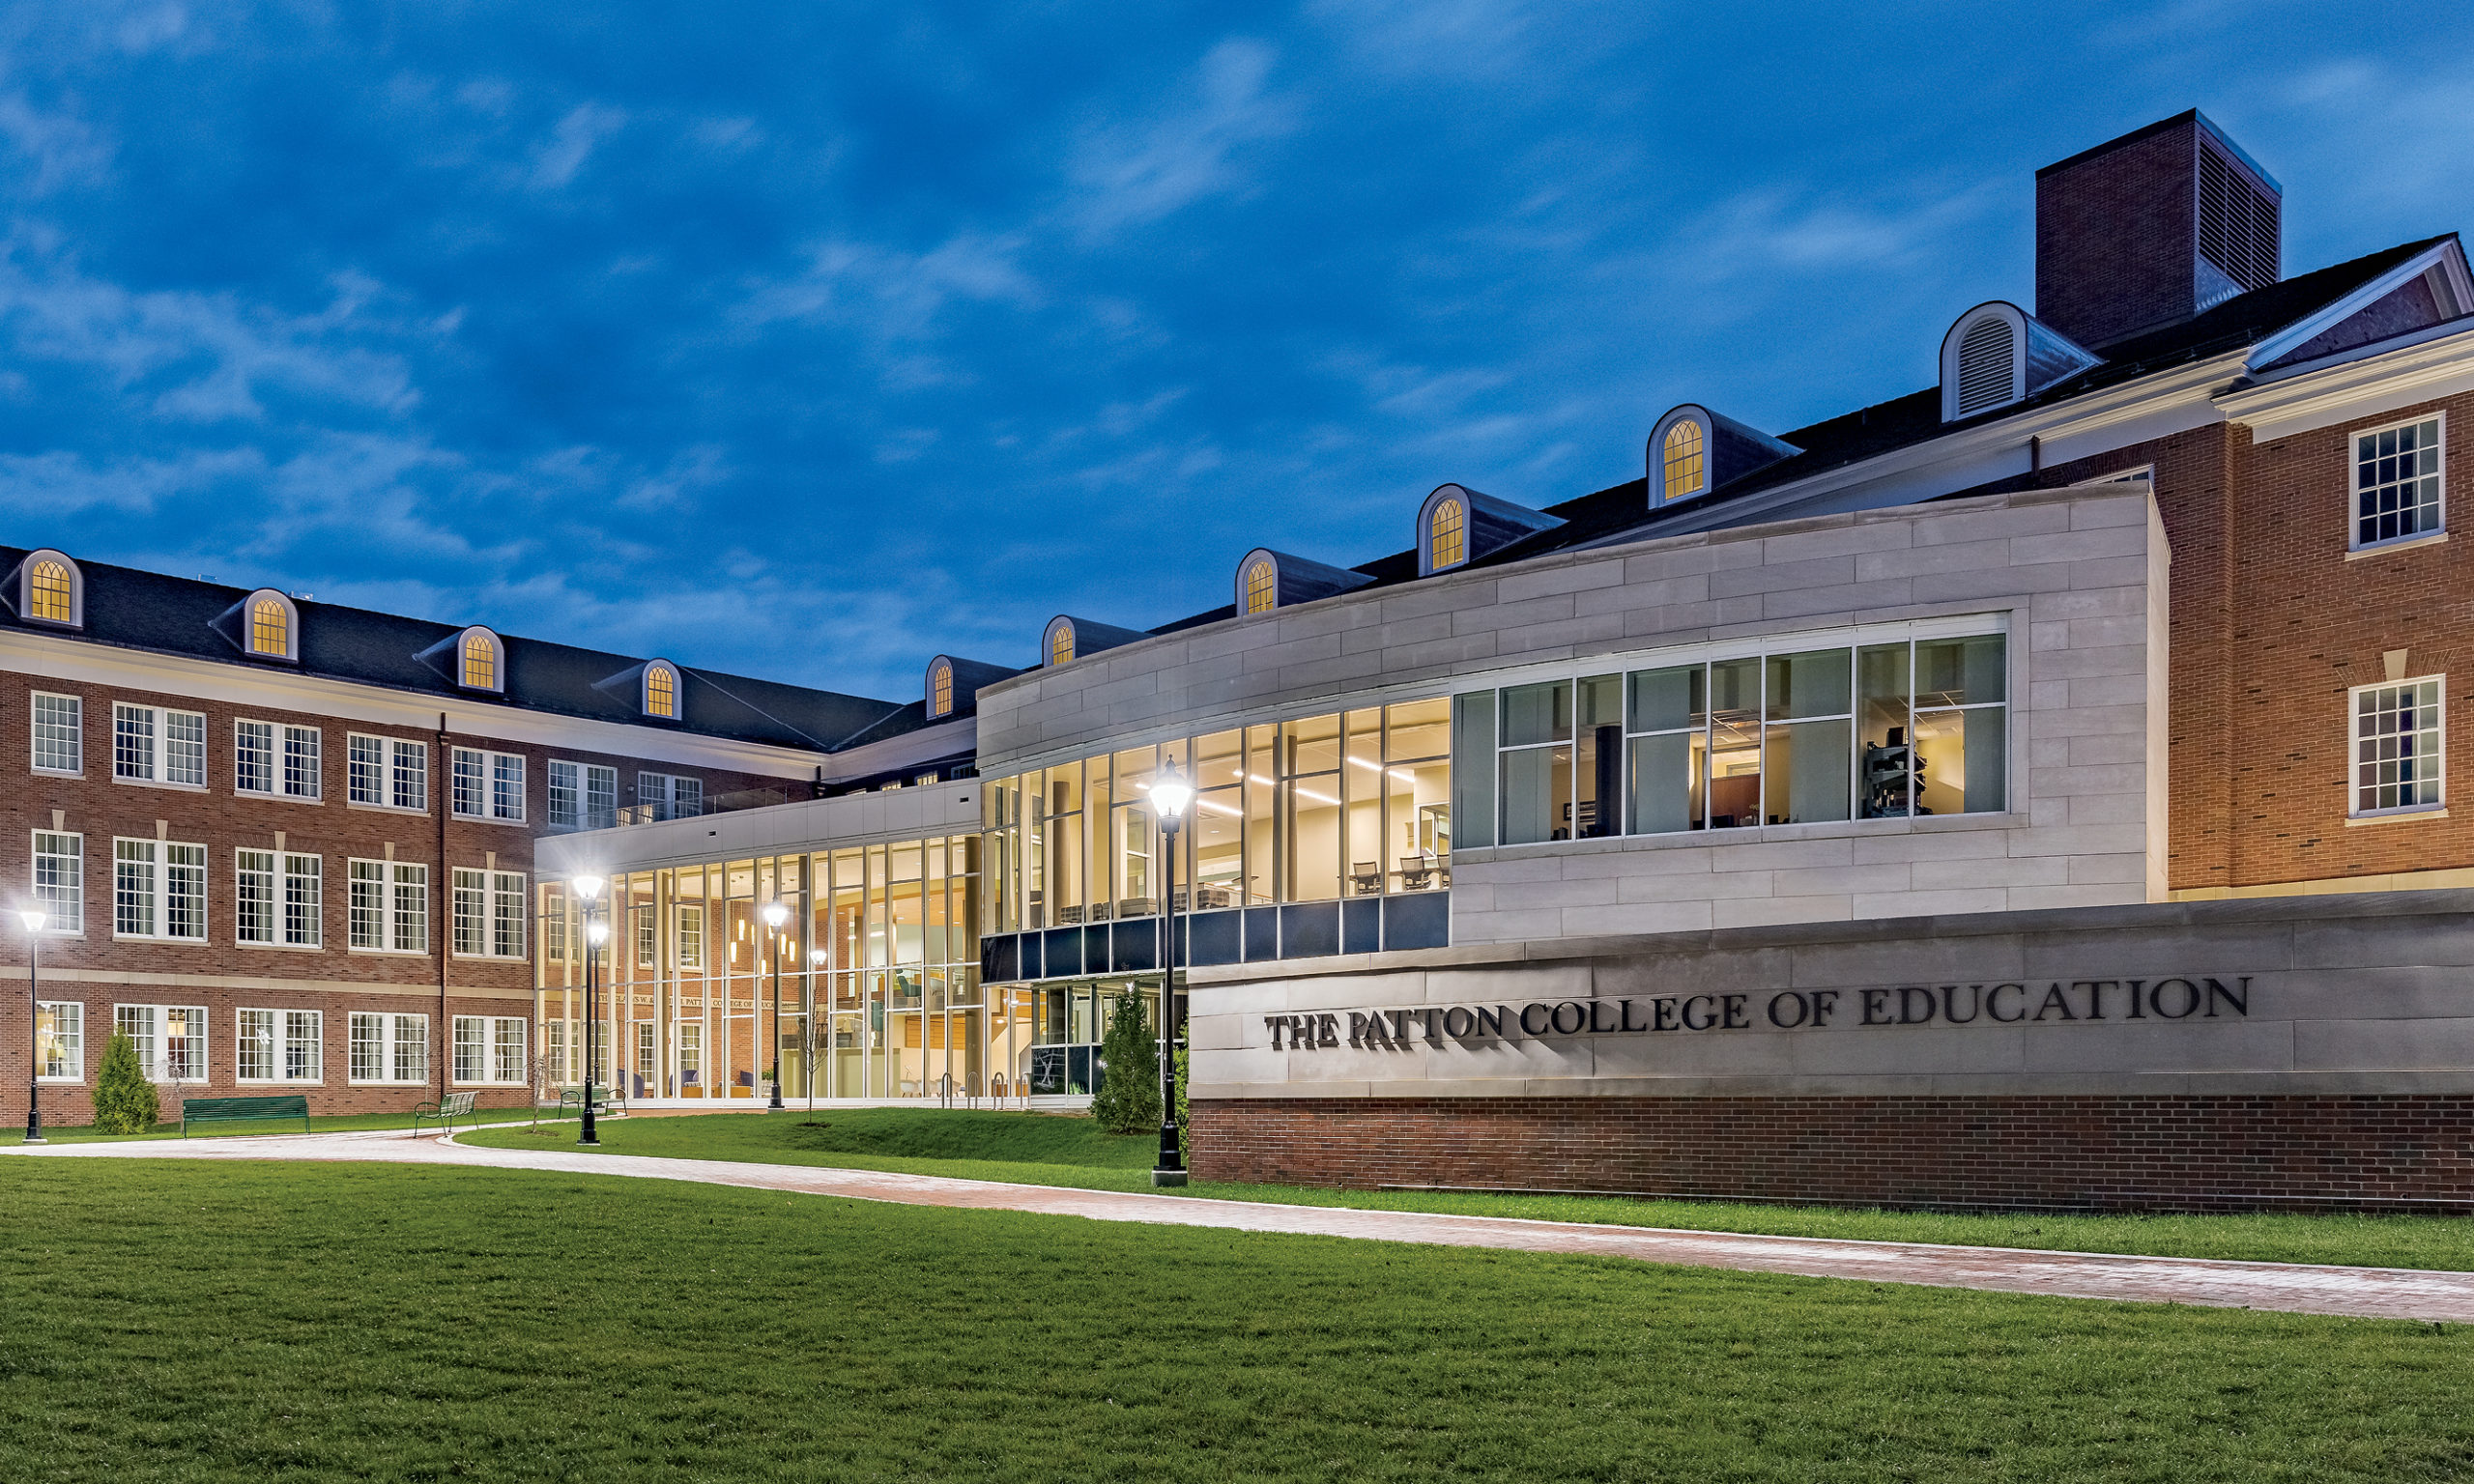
[
  {"xmin": 3, "ymin": 1158, "xmax": 2470, "ymax": 1482},
  {"xmin": 460, "ymin": 1108, "xmax": 2474, "ymax": 1271},
  {"xmin": 15, "ymin": 1105, "xmax": 550, "ymax": 1144}
]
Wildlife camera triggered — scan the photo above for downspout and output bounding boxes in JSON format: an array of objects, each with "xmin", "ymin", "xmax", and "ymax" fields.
[{"xmin": 437, "ymin": 710, "xmax": 451, "ymax": 1100}]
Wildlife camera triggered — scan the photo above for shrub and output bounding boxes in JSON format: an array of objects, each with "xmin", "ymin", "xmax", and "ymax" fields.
[
  {"xmin": 1173, "ymin": 1040, "xmax": 1190, "ymax": 1163},
  {"xmin": 92, "ymin": 1032, "xmax": 160, "ymax": 1135},
  {"xmin": 1089, "ymin": 988, "xmax": 1163, "ymax": 1135}
]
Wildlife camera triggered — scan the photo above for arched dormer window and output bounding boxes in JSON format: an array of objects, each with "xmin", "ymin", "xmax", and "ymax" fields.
[
  {"xmin": 244, "ymin": 589, "xmax": 300, "ymax": 663},
  {"xmin": 643, "ymin": 660, "xmax": 680, "ymax": 719},
  {"xmin": 17, "ymin": 550, "xmax": 82, "ymax": 628},
  {"xmin": 456, "ymin": 626, "xmax": 503, "ymax": 693},
  {"xmin": 1428, "ymin": 497, "xmax": 1466, "ymax": 571},
  {"xmin": 1654, "ymin": 413, "xmax": 1709, "ymax": 503},
  {"xmin": 1242, "ymin": 557, "xmax": 1276, "ymax": 615},
  {"xmin": 928, "ymin": 659, "xmax": 955, "ymax": 718},
  {"xmin": 1046, "ymin": 617, "xmax": 1076, "ymax": 667},
  {"xmin": 1939, "ymin": 301, "xmax": 2099, "ymax": 423}
]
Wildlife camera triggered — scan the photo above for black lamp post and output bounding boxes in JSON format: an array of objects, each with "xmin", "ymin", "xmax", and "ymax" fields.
[
  {"xmin": 1149, "ymin": 766, "xmax": 1193, "ymax": 1187},
  {"xmin": 20, "ymin": 908, "xmax": 45, "ymax": 1146},
  {"xmin": 762, "ymin": 899, "xmax": 790, "ymax": 1111},
  {"xmin": 573, "ymin": 874, "xmax": 607, "ymax": 1146}
]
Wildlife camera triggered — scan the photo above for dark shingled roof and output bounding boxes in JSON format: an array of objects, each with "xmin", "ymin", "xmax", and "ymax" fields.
[{"xmin": 1, "ymin": 550, "xmax": 909, "ymax": 755}]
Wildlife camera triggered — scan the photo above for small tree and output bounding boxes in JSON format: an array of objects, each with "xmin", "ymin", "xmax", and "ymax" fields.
[
  {"xmin": 92, "ymin": 1032, "xmax": 160, "ymax": 1135},
  {"xmin": 1088, "ymin": 988, "xmax": 1163, "ymax": 1135},
  {"xmin": 1173, "ymin": 1039, "xmax": 1191, "ymax": 1164}
]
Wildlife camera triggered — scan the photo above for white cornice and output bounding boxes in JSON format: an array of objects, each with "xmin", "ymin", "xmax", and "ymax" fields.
[
  {"xmin": 2246, "ymin": 242, "xmax": 2473, "ymax": 371},
  {"xmin": 2216, "ymin": 321, "xmax": 2474, "ymax": 443},
  {"xmin": 0, "ymin": 627, "xmax": 827, "ymax": 779}
]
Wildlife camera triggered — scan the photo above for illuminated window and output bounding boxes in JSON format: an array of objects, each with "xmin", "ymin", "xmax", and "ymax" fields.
[
  {"xmin": 462, "ymin": 630, "xmax": 498, "ymax": 690},
  {"xmin": 645, "ymin": 663, "xmax": 677, "ymax": 719},
  {"xmin": 29, "ymin": 560, "xmax": 72, "ymax": 622},
  {"xmin": 1661, "ymin": 419, "xmax": 1706, "ymax": 501},
  {"xmin": 249, "ymin": 597, "xmax": 289, "ymax": 657},
  {"xmin": 1244, "ymin": 559, "xmax": 1276, "ymax": 614},
  {"xmin": 929, "ymin": 661, "xmax": 954, "ymax": 718},
  {"xmin": 1429, "ymin": 499, "xmax": 1466, "ymax": 570},
  {"xmin": 1050, "ymin": 622, "xmax": 1075, "ymax": 667}
]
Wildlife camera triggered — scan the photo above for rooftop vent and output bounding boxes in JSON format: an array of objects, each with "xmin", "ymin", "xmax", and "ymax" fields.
[
  {"xmin": 1954, "ymin": 317, "xmax": 2015, "ymax": 416},
  {"xmin": 1939, "ymin": 301, "xmax": 2101, "ymax": 422}
]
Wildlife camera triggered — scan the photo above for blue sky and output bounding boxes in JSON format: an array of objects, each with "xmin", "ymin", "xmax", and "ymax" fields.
[{"xmin": 3, "ymin": 2, "xmax": 2470, "ymax": 701}]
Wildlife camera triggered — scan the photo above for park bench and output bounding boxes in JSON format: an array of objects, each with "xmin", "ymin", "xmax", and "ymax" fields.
[
  {"xmin": 558, "ymin": 1084, "xmax": 627, "ymax": 1118},
  {"xmin": 181, "ymin": 1095, "xmax": 311, "ymax": 1137},
  {"xmin": 411, "ymin": 1089, "xmax": 478, "ymax": 1137}
]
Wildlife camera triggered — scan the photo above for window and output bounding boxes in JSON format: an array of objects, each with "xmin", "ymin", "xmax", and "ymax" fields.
[
  {"xmin": 1429, "ymin": 498, "xmax": 1466, "ymax": 570},
  {"xmin": 676, "ymin": 902, "xmax": 705, "ymax": 969},
  {"xmin": 929, "ymin": 661, "xmax": 955, "ymax": 718},
  {"xmin": 32, "ymin": 831, "xmax": 81, "ymax": 933},
  {"xmin": 32, "ymin": 692, "xmax": 81, "ymax": 775},
  {"xmin": 348, "ymin": 859, "xmax": 429, "ymax": 952},
  {"xmin": 1953, "ymin": 315, "xmax": 2014, "ymax": 416},
  {"xmin": 235, "ymin": 721, "xmax": 321, "ymax": 800},
  {"xmin": 452, "ymin": 748, "xmax": 525, "ymax": 822},
  {"xmin": 347, "ymin": 734, "xmax": 428, "ymax": 812},
  {"xmin": 1050, "ymin": 621, "xmax": 1075, "ymax": 667},
  {"xmin": 548, "ymin": 760, "xmax": 618, "ymax": 829},
  {"xmin": 36, "ymin": 1001, "xmax": 81, "ymax": 1080},
  {"xmin": 453, "ymin": 1014, "xmax": 527, "ymax": 1085},
  {"xmin": 460, "ymin": 628, "xmax": 501, "ymax": 691},
  {"xmin": 114, "ymin": 838, "xmax": 207, "ymax": 942},
  {"xmin": 452, "ymin": 869, "xmax": 527, "ymax": 958},
  {"xmin": 250, "ymin": 596, "xmax": 291, "ymax": 657},
  {"xmin": 633, "ymin": 902, "xmax": 656, "ymax": 969},
  {"xmin": 25, "ymin": 554, "xmax": 78, "ymax": 625},
  {"xmin": 2352, "ymin": 676, "xmax": 2444, "ymax": 816},
  {"xmin": 115, "ymin": 1004, "xmax": 208, "ymax": 1083},
  {"xmin": 1244, "ymin": 559, "xmax": 1276, "ymax": 615},
  {"xmin": 638, "ymin": 771, "xmax": 702, "ymax": 821},
  {"xmin": 237, "ymin": 850, "xmax": 322, "ymax": 947},
  {"xmin": 350, "ymin": 1012, "xmax": 429, "ymax": 1084},
  {"xmin": 1661, "ymin": 418, "xmax": 1706, "ymax": 502},
  {"xmin": 238, "ymin": 1009, "xmax": 323, "ymax": 1083},
  {"xmin": 114, "ymin": 703, "xmax": 207, "ymax": 787},
  {"xmin": 2353, "ymin": 416, "xmax": 2444, "ymax": 550},
  {"xmin": 644, "ymin": 663, "xmax": 678, "ymax": 719}
]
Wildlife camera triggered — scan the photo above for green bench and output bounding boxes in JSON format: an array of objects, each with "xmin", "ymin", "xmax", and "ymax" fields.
[
  {"xmin": 411, "ymin": 1090, "xmax": 478, "ymax": 1137},
  {"xmin": 558, "ymin": 1084, "xmax": 627, "ymax": 1118},
  {"xmin": 181, "ymin": 1095, "xmax": 312, "ymax": 1137}
]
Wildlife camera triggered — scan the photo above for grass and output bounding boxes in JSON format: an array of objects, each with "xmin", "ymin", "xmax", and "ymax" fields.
[
  {"xmin": 4, "ymin": 1157, "xmax": 2473, "ymax": 1482},
  {"xmin": 15, "ymin": 1105, "xmax": 552, "ymax": 1144},
  {"xmin": 459, "ymin": 1107, "xmax": 2474, "ymax": 1271}
]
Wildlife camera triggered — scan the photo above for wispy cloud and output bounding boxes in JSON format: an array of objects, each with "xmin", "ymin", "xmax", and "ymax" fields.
[
  {"xmin": 530, "ymin": 102, "xmax": 626, "ymax": 189},
  {"xmin": 1067, "ymin": 39, "xmax": 1297, "ymax": 238},
  {"xmin": 0, "ymin": 94, "xmax": 113, "ymax": 192}
]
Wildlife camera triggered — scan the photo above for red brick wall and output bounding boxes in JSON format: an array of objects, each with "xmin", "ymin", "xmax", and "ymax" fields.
[
  {"xmin": 2034, "ymin": 119, "xmax": 2197, "ymax": 350},
  {"xmin": 1194, "ymin": 1095, "xmax": 2474, "ymax": 1213}
]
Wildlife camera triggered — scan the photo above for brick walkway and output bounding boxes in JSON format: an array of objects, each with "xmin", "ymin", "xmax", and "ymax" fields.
[{"xmin": 13, "ymin": 1129, "xmax": 2474, "ymax": 1324}]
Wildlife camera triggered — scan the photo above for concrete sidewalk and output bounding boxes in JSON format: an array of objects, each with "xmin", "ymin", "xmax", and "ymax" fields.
[{"xmin": 12, "ymin": 1130, "xmax": 2474, "ymax": 1324}]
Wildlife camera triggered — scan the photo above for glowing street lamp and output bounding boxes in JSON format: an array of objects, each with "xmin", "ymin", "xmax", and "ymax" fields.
[
  {"xmin": 573, "ymin": 874, "xmax": 607, "ymax": 1146},
  {"xmin": 762, "ymin": 899, "xmax": 791, "ymax": 1111},
  {"xmin": 20, "ymin": 908, "xmax": 46, "ymax": 1145},
  {"xmin": 1148, "ymin": 766, "xmax": 1194, "ymax": 1186}
]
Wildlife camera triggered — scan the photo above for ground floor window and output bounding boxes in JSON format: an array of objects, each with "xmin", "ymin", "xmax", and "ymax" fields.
[
  {"xmin": 37, "ymin": 1001, "xmax": 82, "ymax": 1080},
  {"xmin": 350, "ymin": 1013, "xmax": 429, "ymax": 1084},
  {"xmin": 452, "ymin": 1014, "xmax": 527, "ymax": 1085},
  {"xmin": 238, "ymin": 1009, "xmax": 324, "ymax": 1083},
  {"xmin": 115, "ymin": 1004, "xmax": 209, "ymax": 1083},
  {"xmin": 2352, "ymin": 676, "xmax": 2444, "ymax": 816}
]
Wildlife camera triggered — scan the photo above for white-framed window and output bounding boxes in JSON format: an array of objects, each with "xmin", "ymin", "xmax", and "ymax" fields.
[
  {"xmin": 2351, "ymin": 675, "xmax": 2445, "ymax": 816},
  {"xmin": 32, "ymin": 830, "xmax": 82, "ymax": 934},
  {"xmin": 451, "ymin": 869, "xmax": 527, "ymax": 958},
  {"xmin": 19, "ymin": 550, "xmax": 82, "ymax": 627},
  {"xmin": 114, "ymin": 703, "xmax": 207, "ymax": 787},
  {"xmin": 456, "ymin": 627, "xmax": 503, "ymax": 693},
  {"xmin": 32, "ymin": 692, "xmax": 82, "ymax": 775},
  {"xmin": 243, "ymin": 589, "xmax": 300, "ymax": 662},
  {"xmin": 115, "ymin": 1003, "xmax": 208, "ymax": 1083},
  {"xmin": 347, "ymin": 733, "xmax": 429, "ymax": 812},
  {"xmin": 634, "ymin": 903, "xmax": 656, "ymax": 969},
  {"xmin": 114, "ymin": 838, "xmax": 207, "ymax": 942},
  {"xmin": 643, "ymin": 661, "xmax": 680, "ymax": 720},
  {"xmin": 350, "ymin": 1012, "xmax": 430, "ymax": 1084},
  {"xmin": 676, "ymin": 902, "xmax": 705, "ymax": 969},
  {"xmin": 237, "ymin": 849, "xmax": 322, "ymax": 947},
  {"xmin": 638, "ymin": 771, "xmax": 702, "ymax": 821},
  {"xmin": 36, "ymin": 1001, "xmax": 82, "ymax": 1080},
  {"xmin": 452, "ymin": 747, "xmax": 525, "ymax": 822},
  {"xmin": 453, "ymin": 1014, "xmax": 527, "ymax": 1085},
  {"xmin": 235, "ymin": 721, "xmax": 322, "ymax": 800},
  {"xmin": 348, "ymin": 858, "xmax": 429, "ymax": 953},
  {"xmin": 547, "ymin": 760, "xmax": 618, "ymax": 829},
  {"xmin": 237, "ymin": 1008, "xmax": 323, "ymax": 1083},
  {"xmin": 2352, "ymin": 415, "xmax": 2445, "ymax": 551}
]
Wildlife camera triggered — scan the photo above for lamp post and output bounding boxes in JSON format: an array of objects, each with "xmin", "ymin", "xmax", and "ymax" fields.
[
  {"xmin": 20, "ymin": 908, "xmax": 45, "ymax": 1145},
  {"xmin": 1148, "ymin": 766, "xmax": 1193, "ymax": 1187},
  {"xmin": 762, "ymin": 899, "xmax": 790, "ymax": 1111},
  {"xmin": 573, "ymin": 875, "xmax": 607, "ymax": 1146}
]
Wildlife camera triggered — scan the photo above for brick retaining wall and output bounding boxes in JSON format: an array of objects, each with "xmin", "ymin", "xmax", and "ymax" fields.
[{"xmin": 1192, "ymin": 1095, "xmax": 2474, "ymax": 1213}]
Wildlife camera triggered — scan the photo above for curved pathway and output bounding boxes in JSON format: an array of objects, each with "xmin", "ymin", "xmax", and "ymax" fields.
[{"xmin": 12, "ymin": 1129, "xmax": 2474, "ymax": 1324}]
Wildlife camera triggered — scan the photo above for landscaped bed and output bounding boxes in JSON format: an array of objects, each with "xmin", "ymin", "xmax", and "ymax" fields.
[
  {"xmin": 4, "ymin": 1156, "xmax": 2471, "ymax": 1481},
  {"xmin": 458, "ymin": 1107, "xmax": 2474, "ymax": 1271}
]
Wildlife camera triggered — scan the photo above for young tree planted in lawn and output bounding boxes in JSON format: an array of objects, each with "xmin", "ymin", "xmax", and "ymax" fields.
[
  {"xmin": 1089, "ymin": 988, "xmax": 1162, "ymax": 1135},
  {"xmin": 92, "ymin": 1031, "xmax": 160, "ymax": 1135}
]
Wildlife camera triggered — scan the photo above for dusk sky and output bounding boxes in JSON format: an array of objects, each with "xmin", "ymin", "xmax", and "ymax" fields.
[{"xmin": 3, "ymin": 2, "xmax": 2469, "ymax": 699}]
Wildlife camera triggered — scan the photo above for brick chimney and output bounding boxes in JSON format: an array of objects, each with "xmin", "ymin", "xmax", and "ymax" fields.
[{"xmin": 2034, "ymin": 110, "xmax": 2282, "ymax": 351}]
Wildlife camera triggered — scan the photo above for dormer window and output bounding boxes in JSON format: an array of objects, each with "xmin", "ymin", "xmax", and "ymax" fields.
[
  {"xmin": 1939, "ymin": 301, "xmax": 2100, "ymax": 422},
  {"xmin": 1952, "ymin": 312, "xmax": 2014, "ymax": 417},
  {"xmin": 1047, "ymin": 618, "xmax": 1075, "ymax": 667},
  {"xmin": 17, "ymin": 550, "xmax": 82, "ymax": 627},
  {"xmin": 243, "ymin": 589, "xmax": 301, "ymax": 663},
  {"xmin": 1428, "ymin": 497, "xmax": 1466, "ymax": 570},
  {"xmin": 928, "ymin": 660, "xmax": 955, "ymax": 718},
  {"xmin": 456, "ymin": 626, "xmax": 503, "ymax": 693},
  {"xmin": 1243, "ymin": 558, "xmax": 1276, "ymax": 614},
  {"xmin": 643, "ymin": 660, "xmax": 679, "ymax": 719},
  {"xmin": 1659, "ymin": 416, "xmax": 1708, "ymax": 502}
]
